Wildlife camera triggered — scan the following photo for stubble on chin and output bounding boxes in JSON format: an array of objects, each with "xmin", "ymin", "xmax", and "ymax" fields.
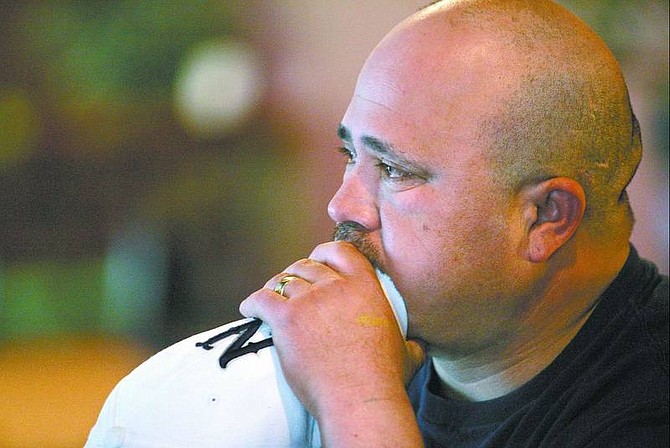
[{"xmin": 332, "ymin": 221, "xmax": 386, "ymax": 273}]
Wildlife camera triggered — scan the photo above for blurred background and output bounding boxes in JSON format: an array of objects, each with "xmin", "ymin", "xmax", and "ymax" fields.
[{"xmin": 0, "ymin": 1, "xmax": 666, "ymax": 446}]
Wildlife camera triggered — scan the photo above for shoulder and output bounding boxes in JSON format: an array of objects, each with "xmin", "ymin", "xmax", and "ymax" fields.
[
  {"xmin": 558, "ymin": 262, "xmax": 669, "ymax": 446},
  {"xmin": 623, "ymin": 266, "xmax": 668, "ymax": 372}
]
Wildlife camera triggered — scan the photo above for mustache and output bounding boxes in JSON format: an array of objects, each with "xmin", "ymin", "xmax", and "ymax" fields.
[{"xmin": 332, "ymin": 221, "xmax": 384, "ymax": 272}]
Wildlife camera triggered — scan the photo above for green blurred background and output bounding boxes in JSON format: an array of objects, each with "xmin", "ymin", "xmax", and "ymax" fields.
[{"xmin": 0, "ymin": 1, "xmax": 667, "ymax": 446}]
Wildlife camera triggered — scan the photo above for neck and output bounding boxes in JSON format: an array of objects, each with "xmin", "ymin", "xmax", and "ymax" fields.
[
  {"xmin": 431, "ymin": 305, "xmax": 594, "ymax": 401},
  {"xmin": 431, "ymin": 241, "xmax": 629, "ymax": 402}
]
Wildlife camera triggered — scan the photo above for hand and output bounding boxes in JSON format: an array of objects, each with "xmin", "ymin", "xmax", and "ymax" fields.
[{"xmin": 239, "ymin": 241, "xmax": 425, "ymax": 447}]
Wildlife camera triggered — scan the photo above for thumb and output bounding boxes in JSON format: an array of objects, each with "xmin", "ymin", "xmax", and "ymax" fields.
[{"xmin": 403, "ymin": 339, "xmax": 426, "ymax": 385}]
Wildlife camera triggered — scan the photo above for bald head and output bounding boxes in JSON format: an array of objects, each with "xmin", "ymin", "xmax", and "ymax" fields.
[{"xmin": 356, "ymin": 0, "xmax": 641, "ymax": 237}]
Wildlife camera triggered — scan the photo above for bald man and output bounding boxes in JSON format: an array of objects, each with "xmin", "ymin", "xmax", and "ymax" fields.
[
  {"xmin": 87, "ymin": 1, "xmax": 667, "ymax": 446},
  {"xmin": 241, "ymin": 0, "xmax": 668, "ymax": 446}
]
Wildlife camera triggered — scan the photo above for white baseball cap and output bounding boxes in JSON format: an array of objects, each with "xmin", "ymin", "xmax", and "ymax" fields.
[{"xmin": 85, "ymin": 270, "xmax": 408, "ymax": 448}]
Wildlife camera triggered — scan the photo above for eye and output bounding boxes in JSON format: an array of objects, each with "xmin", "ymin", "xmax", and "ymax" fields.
[
  {"xmin": 376, "ymin": 160, "xmax": 427, "ymax": 190},
  {"xmin": 337, "ymin": 146, "xmax": 355, "ymax": 164},
  {"xmin": 378, "ymin": 162, "xmax": 414, "ymax": 181}
]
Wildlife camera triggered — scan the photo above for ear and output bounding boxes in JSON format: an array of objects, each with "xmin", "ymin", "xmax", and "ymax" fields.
[{"xmin": 520, "ymin": 177, "xmax": 586, "ymax": 263}]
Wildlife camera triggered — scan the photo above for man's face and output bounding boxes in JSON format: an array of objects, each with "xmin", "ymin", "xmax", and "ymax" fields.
[{"xmin": 328, "ymin": 28, "xmax": 530, "ymax": 354}]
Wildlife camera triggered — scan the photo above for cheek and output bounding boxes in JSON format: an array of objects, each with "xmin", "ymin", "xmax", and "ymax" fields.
[
  {"xmin": 380, "ymin": 186, "xmax": 512, "ymax": 286},
  {"xmin": 378, "ymin": 189, "xmax": 455, "ymax": 270}
]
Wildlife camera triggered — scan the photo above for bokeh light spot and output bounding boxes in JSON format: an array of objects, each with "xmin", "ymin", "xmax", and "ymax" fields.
[{"xmin": 174, "ymin": 38, "xmax": 265, "ymax": 139}]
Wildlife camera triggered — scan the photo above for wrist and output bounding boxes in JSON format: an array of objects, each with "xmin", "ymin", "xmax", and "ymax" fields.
[{"xmin": 314, "ymin": 382, "xmax": 423, "ymax": 447}]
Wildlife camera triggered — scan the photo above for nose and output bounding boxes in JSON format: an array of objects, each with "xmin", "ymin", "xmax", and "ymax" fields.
[{"xmin": 327, "ymin": 169, "xmax": 380, "ymax": 230}]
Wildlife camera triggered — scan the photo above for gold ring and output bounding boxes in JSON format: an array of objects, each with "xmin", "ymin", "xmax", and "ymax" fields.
[{"xmin": 273, "ymin": 275, "xmax": 299, "ymax": 297}]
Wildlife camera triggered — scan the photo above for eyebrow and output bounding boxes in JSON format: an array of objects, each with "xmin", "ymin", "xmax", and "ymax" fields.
[
  {"xmin": 337, "ymin": 123, "xmax": 430, "ymax": 177},
  {"xmin": 337, "ymin": 123, "xmax": 352, "ymax": 143}
]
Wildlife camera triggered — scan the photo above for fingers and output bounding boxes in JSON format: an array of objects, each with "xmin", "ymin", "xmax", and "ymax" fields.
[
  {"xmin": 265, "ymin": 258, "xmax": 330, "ymax": 288},
  {"xmin": 241, "ymin": 258, "xmax": 331, "ymax": 321},
  {"xmin": 263, "ymin": 272, "xmax": 311, "ymax": 298},
  {"xmin": 239, "ymin": 287, "xmax": 286, "ymax": 323},
  {"xmin": 241, "ymin": 240, "xmax": 379, "ymax": 325},
  {"xmin": 240, "ymin": 260, "xmax": 326, "ymax": 322},
  {"xmin": 261, "ymin": 241, "xmax": 372, "ymax": 295},
  {"xmin": 309, "ymin": 241, "xmax": 375, "ymax": 276},
  {"xmin": 281, "ymin": 241, "xmax": 371, "ymax": 282}
]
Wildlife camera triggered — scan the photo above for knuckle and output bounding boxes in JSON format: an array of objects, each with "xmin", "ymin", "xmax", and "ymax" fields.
[{"xmin": 290, "ymin": 257, "xmax": 312, "ymax": 269}]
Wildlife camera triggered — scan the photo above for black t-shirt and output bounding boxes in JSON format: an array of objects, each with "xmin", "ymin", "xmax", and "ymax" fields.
[{"xmin": 407, "ymin": 246, "xmax": 669, "ymax": 447}]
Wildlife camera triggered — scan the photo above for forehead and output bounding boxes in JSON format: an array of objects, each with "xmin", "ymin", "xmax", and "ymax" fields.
[
  {"xmin": 339, "ymin": 77, "xmax": 492, "ymax": 172},
  {"xmin": 340, "ymin": 25, "xmax": 516, "ymax": 167}
]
